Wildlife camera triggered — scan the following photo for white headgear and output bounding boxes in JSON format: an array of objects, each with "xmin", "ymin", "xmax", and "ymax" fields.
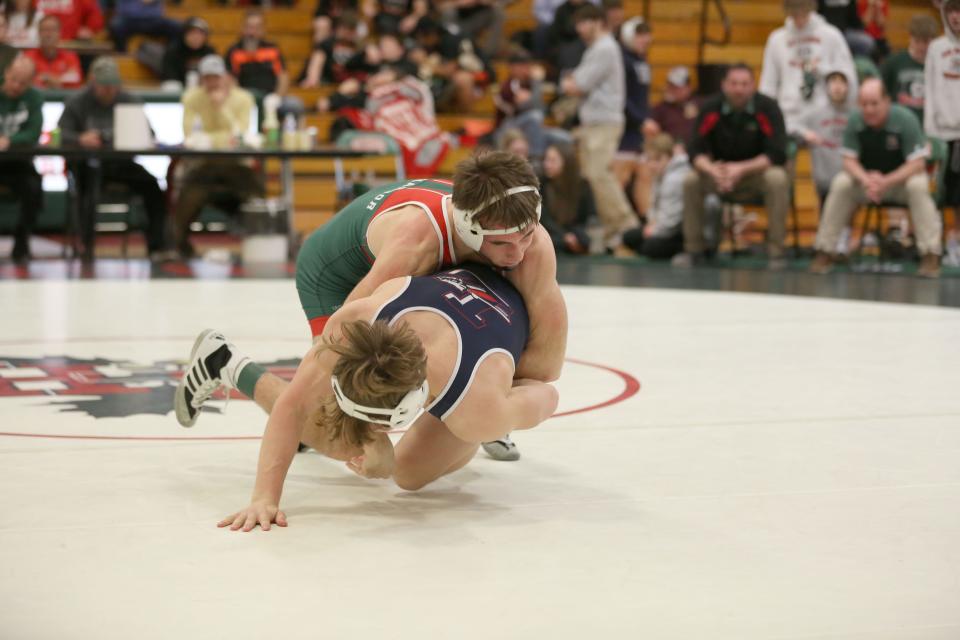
[
  {"xmin": 452, "ymin": 185, "xmax": 542, "ymax": 252},
  {"xmin": 330, "ymin": 376, "xmax": 430, "ymax": 430}
]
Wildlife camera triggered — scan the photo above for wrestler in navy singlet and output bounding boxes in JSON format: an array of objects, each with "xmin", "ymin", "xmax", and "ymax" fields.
[{"xmin": 373, "ymin": 263, "xmax": 530, "ymax": 421}]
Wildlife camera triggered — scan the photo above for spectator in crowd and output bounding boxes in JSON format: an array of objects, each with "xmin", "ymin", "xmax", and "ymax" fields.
[
  {"xmin": 493, "ymin": 48, "xmax": 558, "ymax": 156},
  {"xmin": 621, "ymin": 133, "xmax": 688, "ymax": 260},
  {"xmin": 882, "ymin": 14, "xmax": 938, "ymax": 125},
  {"xmin": 0, "ymin": 55, "xmax": 43, "ymax": 263},
  {"xmin": 299, "ymin": 12, "xmax": 363, "ymax": 88},
  {"xmin": 603, "ymin": 0, "xmax": 624, "ymax": 39},
  {"xmin": 616, "ymin": 16, "xmax": 651, "ymax": 214},
  {"xmin": 371, "ymin": 0, "xmax": 429, "ymax": 37},
  {"xmin": 24, "ymin": 15, "xmax": 83, "ymax": 89},
  {"xmin": 531, "ymin": 0, "xmax": 568, "ymax": 57},
  {"xmin": 312, "ymin": 0, "xmax": 363, "ymax": 45},
  {"xmin": 925, "ymin": 0, "xmax": 960, "ymax": 251},
  {"xmin": 109, "ymin": 0, "xmax": 182, "ymax": 52},
  {"xmin": 161, "ymin": 17, "xmax": 215, "ymax": 89},
  {"xmin": 4, "ymin": 0, "xmax": 44, "ymax": 48},
  {"xmin": 369, "ymin": 31, "xmax": 416, "ymax": 77},
  {"xmin": 410, "ymin": 16, "xmax": 493, "ymax": 112},
  {"xmin": 811, "ymin": 78, "xmax": 941, "ymax": 277},
  {"xmin": 439, "ymin": 0, "xmax": 505, "ymax": 59},
  {"xmin": 539, "ymin": 141, "xmax": 594, "ymax": 255},
  {"xmin": 225, "ymin": 10, "xmax": 289, "ymax": 99},
  {"xmin": 674, "ymin": 64, "xmax": 790, "ymax": 269},
  {"xmin": 760, "ymin": 0, "xmax": 856, "ymax": 136},
  {"xmin": 58, "ymin": 57, "xmax": 170, "ymax": 261},
  {"xmin": 35, "ymin": 0, "xmax": 102, "ymax": 40},
  {"xmin": 175, "ymin": 55, "xmax": 264, "ymax": 257},
  {"xmin": 499, "ymin": 127, "xmax": 531, "ymax": 159},
  {"xmin": 0, "ymin": 14, "xmax": 17, "ymax": 72},
  {"xmin": 800, "ymin": 69, "xmax": 854, "ymax": 210},
  {"xmin": 561, "ymin": 4, "xmax": 637, "ymax": 249},
  {"xmin": 329, "ymin": 32, "xmax": 417, "ymax": 85},
  {"xmin": 817, "ymin": 0, "xmax": 875, "ymax": 57},
  {"xmin": 643, "ymin": 66, "xmax": 700, "ymax": 149},
  {"xmin": 858, "ymin": 0, "xmax": 889, "ymax": 60},
  {"xmin": 546, "ymin": 0, "xmax": 591, "ymax": 76}
]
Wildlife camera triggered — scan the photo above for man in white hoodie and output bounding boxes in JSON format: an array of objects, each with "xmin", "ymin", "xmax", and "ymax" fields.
[
  {"xmin": 759, "ymin": 0, "xmax": 857, "ymax": 137},
  {"xmin": 925, "ymin": 0, "xmax": 960, "ymax": 240}
]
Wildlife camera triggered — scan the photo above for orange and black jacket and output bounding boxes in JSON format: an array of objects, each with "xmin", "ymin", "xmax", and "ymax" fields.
[{"xmin": 225, "ymin": 39, "xmax": 286, "ymax": 95}]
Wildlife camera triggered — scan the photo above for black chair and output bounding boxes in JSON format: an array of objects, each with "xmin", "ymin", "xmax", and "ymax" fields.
[{"xmin": 65, "ymin": 166, "xmax": 145, "ymax": 260}]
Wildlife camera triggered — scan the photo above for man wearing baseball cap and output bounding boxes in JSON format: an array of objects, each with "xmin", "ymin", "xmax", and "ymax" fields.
[
  {"xmin": 644, "ymin": 65, "xmax": 700, "ymax": 149},
  {"xmin": 58, "ymin": 56, "xmax": 171, "ymax": 261},
  {"xmin": 174, "ymin": 54, "xmax": 263, "ymax": 257}
]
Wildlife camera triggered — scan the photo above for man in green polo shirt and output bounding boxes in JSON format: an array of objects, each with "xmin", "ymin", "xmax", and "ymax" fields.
[
  {"xmin": 810, "ymin": 77, "xmax": 941, "ymax": 277},
  {"xmin": 0, "ymin": 55, "xmax": 44, "ymax": 263}
]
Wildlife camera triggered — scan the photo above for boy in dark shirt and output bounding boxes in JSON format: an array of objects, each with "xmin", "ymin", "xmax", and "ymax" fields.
[{"xmin": 880, "ymin": 14, "xmax": 938, "ymax": 125}]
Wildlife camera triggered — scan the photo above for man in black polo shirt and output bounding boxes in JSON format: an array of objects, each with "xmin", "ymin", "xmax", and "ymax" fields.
[
  {"xmin": 810, "ymin": 78, "xmax": 941, "ymax": 278},
  {"xmin": 674, "ymin": 64, "xmax": 790, "ymax": 269}
]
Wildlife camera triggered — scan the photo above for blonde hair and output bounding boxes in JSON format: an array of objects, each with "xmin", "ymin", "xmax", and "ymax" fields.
[
  {"xmin": 316, "ymin": 320, "xmax": 428, "ymax": 448},
  {"xmin": 644, "ymin": 133, "xmax": 675, "ymax": 159}
]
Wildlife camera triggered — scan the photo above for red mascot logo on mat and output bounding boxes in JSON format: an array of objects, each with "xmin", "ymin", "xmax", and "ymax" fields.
[{"xmin": 0, "ymin": 356, "xmax": 298, "ymax": 419}]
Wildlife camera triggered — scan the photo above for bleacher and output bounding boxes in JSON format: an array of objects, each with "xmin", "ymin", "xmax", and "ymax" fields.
[{"xmin": 109, "ymin": 0, "xmax": 940, "ymax": 241}]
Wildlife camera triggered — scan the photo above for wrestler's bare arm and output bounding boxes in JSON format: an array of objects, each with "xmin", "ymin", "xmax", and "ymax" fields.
[
  {"xmin": 341, "ymin": 209, "xmax": 441, "ymax": 306},
  {"xmin": 217, "ymin": 343, "xmax": 343, "ymax": 531},
  {"xmin": 505, "ymin": 225, "xmax": 568, "ymax": 382},
  {"xmin": 444, "ymin": 356, "xmax": 559, "ymax": 443},
  {"xmin": 219, "ymin": 303, "xmax": 380, "ymax": 531}
]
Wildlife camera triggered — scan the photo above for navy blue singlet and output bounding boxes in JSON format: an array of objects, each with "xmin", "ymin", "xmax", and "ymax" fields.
[{"xmin": 373, "ymin": 263, "xmax": 530, "ymax": 421}]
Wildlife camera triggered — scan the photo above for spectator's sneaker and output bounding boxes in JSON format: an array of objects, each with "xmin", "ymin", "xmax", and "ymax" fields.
[
  {"xmin": 835, "ymin": 226, "xmax": 852, "ymax": 255},
  {"xmin": 482, "ymin": 435, "xmax": 520, "ymax": 461},
  {"xmin": 944, "ymin": 237, "xmax": 960, "ymax": 268},
  {"xmin": 917, "ymin": 253, "xmax": 941, "ymax": 279},
  {"xmin": 175, "ymin": 329, "xmax": 250, "ymax": 427},
  {"xmin": 671, "ymin": 252, "xmax": 701, "ymax": 269},
  {"xmin": 809, "ymin": 251, "xmax": 834, "ymax": 275},
  {"xmin": 768, "ymin": 255, "xmax": 788, "ymax": 271}
]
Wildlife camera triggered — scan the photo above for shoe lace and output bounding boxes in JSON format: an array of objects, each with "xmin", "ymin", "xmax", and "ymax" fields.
[{"xmin": 191, "ymin": 377, "xmax": 224, "ymax": 410}]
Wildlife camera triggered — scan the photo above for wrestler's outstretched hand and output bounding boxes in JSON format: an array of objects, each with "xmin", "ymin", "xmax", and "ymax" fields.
[{"xmin": 218, "ymin": 502, "xmax": 288, "ymax": 532}]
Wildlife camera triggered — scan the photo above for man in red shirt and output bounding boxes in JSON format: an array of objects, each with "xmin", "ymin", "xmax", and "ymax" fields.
[
  {"xmin": 24, "ymin": 15, "xmax": 83, "ymax": 89},
  {"xmin": 35, "ymin": 0, "xmax": 103, "ymax": 41}
]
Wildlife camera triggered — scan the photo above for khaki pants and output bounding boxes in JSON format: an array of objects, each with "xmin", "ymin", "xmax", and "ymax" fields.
[
  {"xmin": 814, "ymin": 172, "xmax": 942, "ymax": 256},
  {"xmin": 682, "ymin": 166, "xmax": 790, "ymax": 256},
  {"xmin": 574, "ymin": 123, "xmax": 637, "ymax": 246}
]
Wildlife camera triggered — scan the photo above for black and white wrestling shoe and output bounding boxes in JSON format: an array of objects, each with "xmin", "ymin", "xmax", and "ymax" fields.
[{"xmin": 174, "ymin": 329, "xmax": 249, "ymax": 427}]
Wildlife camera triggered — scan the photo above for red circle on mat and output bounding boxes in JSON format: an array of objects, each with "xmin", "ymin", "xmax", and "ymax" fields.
[{"xmin": 0, "ymin": 338, "xmax": 640, "ymax": 441}]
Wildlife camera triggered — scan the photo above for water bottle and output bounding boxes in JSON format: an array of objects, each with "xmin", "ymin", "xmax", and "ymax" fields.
[{"xmin": 282, "ymin": 112, "xmax": 297, "ymax": 151}]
